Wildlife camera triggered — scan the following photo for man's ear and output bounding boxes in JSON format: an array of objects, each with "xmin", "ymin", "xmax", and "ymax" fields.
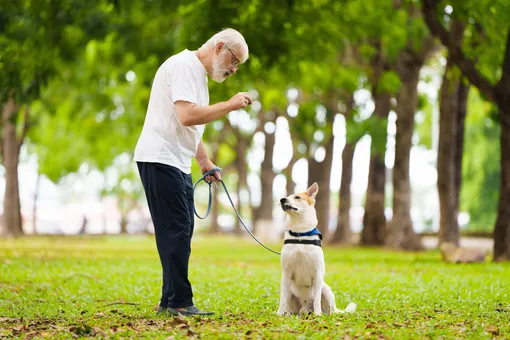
[
  {"xmin": 307, "ymin": 182, "xmax": 319, "ymax": 199},
  {"xmin": 215, "ymin": 42, "xmax": 224, "ymax": 55}
]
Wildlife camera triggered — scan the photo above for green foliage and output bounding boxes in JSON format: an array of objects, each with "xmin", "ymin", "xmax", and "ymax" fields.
[
  {"xmin": 377, "ymin": 71, "xmax": 402, "ymax": 94},
  {"xmin": 1, "ymin": 236, "xmax": 509, "ymax": 338},
  {"xmin": 414, "ymin": 94, "xmax": 434, "ymax": 149},
  {"xmin": 366, "ymin": 116, "xmax": 390, "ymax": 155},
  {"xmin": 441, "ymin": 0, "xmax": 510, "ymax": 85},
  {"xmin": 0, "ymin": 0, "xmax": 116, "ymax": 103},
  {"xmin": 460, "ymin": 89, "xmax": 500, "ymax": 231},
  {"xmin": 3, "ymin": 0, "xmax": 508, "ymax": 237}
]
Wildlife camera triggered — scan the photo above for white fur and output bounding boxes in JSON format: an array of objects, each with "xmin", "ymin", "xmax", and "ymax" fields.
[{"xmin": 277, "ymin": 183, "xmax": 356, "ymax": 316}]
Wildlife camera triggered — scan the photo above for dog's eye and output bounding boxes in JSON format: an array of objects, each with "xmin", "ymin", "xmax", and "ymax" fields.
[{"xmin": 294, "ymin": 196, "xmax": 301, "ymax": 200}]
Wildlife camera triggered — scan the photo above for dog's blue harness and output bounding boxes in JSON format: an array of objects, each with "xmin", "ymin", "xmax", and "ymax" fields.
[
  {"xmin": 285, "ymin": 228, "xmax": 323, "ymax": 247},
  {"xmin": 288, "ymin": 228, "xmax": 322, "ymax": 239}
]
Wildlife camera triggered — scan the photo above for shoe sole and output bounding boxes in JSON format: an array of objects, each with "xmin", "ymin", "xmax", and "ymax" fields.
[{"xmin": 167, "ymin": 309, "xmax": 214, "ymax": 317}]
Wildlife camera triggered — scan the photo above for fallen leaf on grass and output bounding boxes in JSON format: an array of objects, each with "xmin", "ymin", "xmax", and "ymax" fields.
[
  {"xmin": 0, "ymin": 317, "xmax": 22, "ymax": 323},
  {"xmin": 169, "ymin": 316, "xmax": 189, "ymax": 326},
  {"xmin": 485, "ymin": 325, "xmax": 499, "ymax": 336}
]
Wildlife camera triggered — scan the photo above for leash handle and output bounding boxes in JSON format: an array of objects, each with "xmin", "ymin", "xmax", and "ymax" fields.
[
  {"xmin": 202, "ymin": 167, "xmax": 222, "ymax": 183},
  {"xmin": 192, "ymin": 167, "xmax": 281, "ymax": 256},
  {"xmin": 193, "ymin": 167, "xmax": 222, "ymax": 219}
]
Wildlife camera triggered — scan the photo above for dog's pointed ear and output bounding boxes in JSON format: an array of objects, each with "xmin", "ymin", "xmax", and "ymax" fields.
[{"xmin": 307, "ymin": 182, "xmax": 319, "ymax": 199}]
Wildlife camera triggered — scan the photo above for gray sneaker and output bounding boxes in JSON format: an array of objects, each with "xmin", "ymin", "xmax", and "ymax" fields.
[
  {"xmin": 167, "ymin": 305, "xmax": 214, "ymax": 316},
  {"xmin": 156, "ymin": 305, "xmax": 167, "ymax": 314}
]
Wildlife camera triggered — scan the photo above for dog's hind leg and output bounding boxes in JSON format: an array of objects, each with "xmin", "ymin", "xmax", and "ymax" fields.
[{"xmin": 321, "ymin": 283, "xmax": 338, "ymax": 314}]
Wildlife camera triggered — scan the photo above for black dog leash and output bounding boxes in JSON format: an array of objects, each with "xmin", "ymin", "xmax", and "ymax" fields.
[{"xmin": 193, "ymin": 167, "xmax": 281, "ymax": 255}]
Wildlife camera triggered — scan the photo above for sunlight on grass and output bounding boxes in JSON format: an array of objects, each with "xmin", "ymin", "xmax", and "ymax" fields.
[{"xmin": 1, "ymin": 234, "xmax": 509, "ymax": 339}]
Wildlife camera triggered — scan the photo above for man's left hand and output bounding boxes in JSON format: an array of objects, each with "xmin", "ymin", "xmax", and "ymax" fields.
[{"xmin": 200, "ymin": 160, "xmax": 222, "ymax": 183}]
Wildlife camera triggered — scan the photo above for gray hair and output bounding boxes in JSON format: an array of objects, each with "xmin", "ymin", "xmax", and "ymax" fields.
[{"xmin": 202, "ymin": 28, "xmax": 249, "ymax": 63}]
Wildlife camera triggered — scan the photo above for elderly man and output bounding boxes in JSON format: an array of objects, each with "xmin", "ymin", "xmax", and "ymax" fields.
[{"xmin": 134, "ymin": 28, "xmax": 252, "ymax": 316}]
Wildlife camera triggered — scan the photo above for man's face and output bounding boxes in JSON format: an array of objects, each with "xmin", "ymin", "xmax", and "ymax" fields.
[{"xmin": 211, "ymin": 46, "xmax": 240, "ymax": 83}]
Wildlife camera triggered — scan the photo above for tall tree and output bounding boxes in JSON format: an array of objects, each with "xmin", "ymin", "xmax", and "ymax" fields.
[
  {"xmin": 385, "ymin": 4, "xmax": 436, "ymax": 250},
  {"xmin": 0, "ymin": 0, "xmax": 115, "ymax": 236},
  {"xmin": 437, "ymin": 20, "xmax": 469, "ymax": 246},
  {"xmin": 331, "ymin": 95, "xmax": 357, "ymax": 244},
  {"xmin": 422, "ymin": 0, "xmax": 510, "ymax": 260},
  {"xmin": 362, "ymin": 43, "xmax": 397, "ymax": 246}
]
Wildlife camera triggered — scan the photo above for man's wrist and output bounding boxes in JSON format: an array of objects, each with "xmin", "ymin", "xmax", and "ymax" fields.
[{"xmin": 196, "ymin": 157, "xmax": 210, "ymax": 168}]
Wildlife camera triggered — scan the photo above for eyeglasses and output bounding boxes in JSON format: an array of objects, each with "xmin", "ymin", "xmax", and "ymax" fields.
[{"xmin": 226, "ymin": 46, "xmax": 240, "ymax": 70}]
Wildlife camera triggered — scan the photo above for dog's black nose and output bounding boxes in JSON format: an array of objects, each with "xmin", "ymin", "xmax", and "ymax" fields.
[{"xmin": 280, "ymin": 198, "xmax": 288, "ymax": 204}]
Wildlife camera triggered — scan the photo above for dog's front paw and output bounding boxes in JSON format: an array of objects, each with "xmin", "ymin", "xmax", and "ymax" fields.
[
  {"xmin": 313, "ymin": 304, "xmax": 322, "ymax": 316},
  {"xmin": 277, "ymin": 308, "xmax": 286, "ymax": 316}
]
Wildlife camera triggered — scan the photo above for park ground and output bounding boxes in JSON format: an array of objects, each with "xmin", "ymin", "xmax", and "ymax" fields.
[{"xmin": 1, "ymin": 234, "xmax": 509, "ymax": 339}]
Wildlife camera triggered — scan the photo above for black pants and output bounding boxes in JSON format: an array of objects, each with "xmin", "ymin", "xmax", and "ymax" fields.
[{"xmin": 137, "ymin": 162, "xmax": 194, "ymax": 308}]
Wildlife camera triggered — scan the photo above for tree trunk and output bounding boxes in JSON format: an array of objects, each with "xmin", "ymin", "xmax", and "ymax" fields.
[
  {"xmin": 255, "ymin": 129, "xmax": 276, "ymax": 223},
  {"xmin": 331, "ymin": 142, "xmax": 355, "ymax": 244},
  {"xmin": 455, "ymin": 80, "xmax": 469, "ymax": 219},
  {"xmin": 120, "ymin": 216, "xmax": 128, "ymax": 234},
  {"xmin": 437, "ymin": 59, "xmax": 460, "ymax": 246},
  {"xmin": 493, "ymin": 96, "xmax": 510, "ymax": 261},
  {"xmin": 308, "ymin": 137, "xmax": 334, "ymax": 235},
  {"xmin": 284, "ymin": 151, "xmax": 298, "ymax": 195},
  {"xmin": 1, "ymin": 95, "xmax": 23, "ymax": 237},
  {"xmin": 233, "ymin": 138, "xmax": 249, "ymax": 234},
  {"xmin": 385, "ymin": 51, "xmax": 423, "ymax": 250},
  {"xmin": 32, "ymin": 171, "xmax": 41, "ymax": 234},
  {"xmin": 437, "ymin": 22, "xmax": 468, "ymax": 247},
  {"xmin": 78, "ymin": 216, "xmax": 88, "ymax": 234},
  {"xmin": 209, "ymin": 186, "xmax": 220, "ymax": 233},
  {"xmin": 362, "ymin": 92, "xmax": 391, "ymax": 246},
  {"xmin": 208, "ymin": 141, "xmax": 221, "ymax": 233},
  {"xmin": 421, "ymin": 0, "xmax": 510, "ymax": 260}
]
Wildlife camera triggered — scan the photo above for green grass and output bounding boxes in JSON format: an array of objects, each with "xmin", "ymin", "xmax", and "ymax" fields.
[{"xmin": 1, "ymin": 234, "xmax": 509, "ymax": 339}]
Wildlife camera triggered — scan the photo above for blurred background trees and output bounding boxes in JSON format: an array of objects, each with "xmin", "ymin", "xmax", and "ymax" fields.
[{"xmin": 1, "ymin": 0, "xmax": 509, "ymax": 260}]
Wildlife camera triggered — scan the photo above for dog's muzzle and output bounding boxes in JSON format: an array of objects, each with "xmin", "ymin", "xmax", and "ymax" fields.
[{"xmin": 280, "ymin": 198, "xmax": 297, "ymax": 212}]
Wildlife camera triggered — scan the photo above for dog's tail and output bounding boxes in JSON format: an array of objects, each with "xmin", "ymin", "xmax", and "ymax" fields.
[{"xmin": 336, "ymin": 302, "xmax": 357, "ymax": 314}]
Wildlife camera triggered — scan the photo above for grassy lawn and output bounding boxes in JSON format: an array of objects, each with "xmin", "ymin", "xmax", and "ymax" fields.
[{"xmin": 1, "ymin": 234, "xmax": 509, "ymax": 339}]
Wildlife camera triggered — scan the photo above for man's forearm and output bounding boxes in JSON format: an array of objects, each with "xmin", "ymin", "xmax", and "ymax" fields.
[
  {"xmin": 195, "ymin": 140, "xmax": 210, "ymax": 166},
  {"xmin": 180, "ymin": 101, "xmax": 232, "ymax": 126}
]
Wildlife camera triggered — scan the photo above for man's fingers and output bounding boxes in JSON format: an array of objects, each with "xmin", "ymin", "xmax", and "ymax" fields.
[{"xmin": 239, "ymin": 92, "xmax": 253, "ymax": 104}]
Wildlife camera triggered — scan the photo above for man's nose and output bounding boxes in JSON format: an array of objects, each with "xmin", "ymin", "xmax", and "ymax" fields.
[{"xmin": 280, "ymin": 198, "xmax": 288, "ymax": 204}]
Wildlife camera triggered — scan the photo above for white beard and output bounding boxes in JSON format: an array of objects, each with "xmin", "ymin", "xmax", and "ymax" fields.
[{"xmin": 211, "ymin": 51, "xmax": 232, "ymax": 83}]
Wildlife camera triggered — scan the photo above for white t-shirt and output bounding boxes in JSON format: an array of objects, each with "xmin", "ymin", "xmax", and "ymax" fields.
[{"xmin": 134, "ymin": 49, "xmax": 209, "ymax": 173}]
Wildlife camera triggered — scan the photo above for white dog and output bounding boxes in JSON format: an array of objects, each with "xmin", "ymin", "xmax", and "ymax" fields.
[{"xmin": 277, "ymin": 182, "xmax": 356, "ymax": 316}]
